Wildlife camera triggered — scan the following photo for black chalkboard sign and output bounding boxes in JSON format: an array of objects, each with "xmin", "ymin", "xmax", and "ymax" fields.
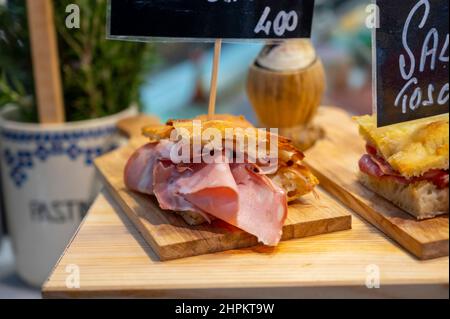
[
  {"xmin": 108, "ymin": 0, "xmax": 315, "ymax": 40},
  {"xmin": 375, "ymin": 0, "xmax": 449, "ymax": 127}
]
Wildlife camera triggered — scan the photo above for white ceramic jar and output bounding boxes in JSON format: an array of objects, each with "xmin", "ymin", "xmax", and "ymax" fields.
[{"xmin": 0, "ymin": 105, "xmax": 136, "ymax": 287}]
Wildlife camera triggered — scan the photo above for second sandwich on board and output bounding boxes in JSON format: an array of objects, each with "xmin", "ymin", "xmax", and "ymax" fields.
[{"xmin": 354, "ymin": 114, "xmax": 449, "ymax": 220}]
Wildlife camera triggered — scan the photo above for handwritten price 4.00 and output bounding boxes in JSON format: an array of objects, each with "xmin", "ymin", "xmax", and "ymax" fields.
[{"xmin": 254, "ymin": 7, "xmax": 299, "ymax": 37}]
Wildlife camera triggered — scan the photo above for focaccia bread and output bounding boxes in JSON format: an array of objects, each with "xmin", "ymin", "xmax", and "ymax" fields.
[
  {"xmin": 126, "ymin": 114, "xmax": 319, "ymax": 243},
  {"xmin": 143, "ymin": 114, "xmax": 319, "ymax": 203},
  {"xmin": 355, "ymin": 114, "xmax": 449, "ymax": 220},
  {"xmin": 355, "ymin": 114, "xmax": 449, "ymax": 177},
  {"xmin": 359, "ymin": 172, "xmax": 449, "ymax": 220}
]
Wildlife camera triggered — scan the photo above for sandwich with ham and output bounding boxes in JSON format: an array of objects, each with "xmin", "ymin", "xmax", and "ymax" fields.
[
  {"xmin": 355, "ymin": 114, "xmax": 449, "ymax": 220},
  {"xmin": 124, "ymin": 114, "xmax": 319, "ymax": 246}
]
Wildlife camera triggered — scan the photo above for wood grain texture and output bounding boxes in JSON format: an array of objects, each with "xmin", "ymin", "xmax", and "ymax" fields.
[
  {"xmin": 27, "ymin": 0, "xmax": 65, "ymax": 123},
  {"xmin": 94, "ymin": 141, "xmax": 351, "ymax": 261},
  {"xmin": 42, "ymin": 191, "xmax": 449, "ymax": 299},
  {"xmin": 305, "ymin": 107, "xmax": 449, "ymax": 260}
]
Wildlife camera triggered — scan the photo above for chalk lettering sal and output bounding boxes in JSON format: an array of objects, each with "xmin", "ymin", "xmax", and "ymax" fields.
[{"xmin": 396, "ymin": 0, "xmax": 449, "ymax": 114}]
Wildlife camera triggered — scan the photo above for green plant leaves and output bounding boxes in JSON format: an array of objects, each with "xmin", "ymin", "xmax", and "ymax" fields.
[{"xmin": 0, "ymin": 0, "xmax": 155, "ymax": 122}]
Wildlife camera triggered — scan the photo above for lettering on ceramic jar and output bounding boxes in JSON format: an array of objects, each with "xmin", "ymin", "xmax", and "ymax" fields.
[{"xmin": 29, "ymin": 200, "xmax": 89, "ymax": 224}]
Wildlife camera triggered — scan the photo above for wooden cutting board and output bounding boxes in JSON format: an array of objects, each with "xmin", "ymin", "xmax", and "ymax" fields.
[
  {"xmin": 304, "ymin": 107, "xmax": 449, "ymax": 260},
  {"xmin": 94, "ymin": 115, "xmax": 351, "ymax": 261},
  {"xmin": 42, "ymin": 191, "xmax": 449, "ymax": 299}
]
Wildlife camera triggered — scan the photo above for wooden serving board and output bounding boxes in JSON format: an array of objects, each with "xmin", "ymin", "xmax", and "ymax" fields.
[
  {"xmin": 95, "ymin": 141, "xmax": 351, "ymax": 261},
  {"xmin": 305, "ymin": 107, "xmax": 449, "ymax": 260},
  {"xmin": 42, "ymin": 191, "xmax": 449, "ymax": 299}
]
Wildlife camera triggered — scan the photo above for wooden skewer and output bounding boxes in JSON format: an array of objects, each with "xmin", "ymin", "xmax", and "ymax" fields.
[
  {"xmin": 27, "ymin": 0, "xmax": 65, "ymax": 123},
  {"xmin": 208, "ymin": 39, "xmax": 222, "ymax": 120}
]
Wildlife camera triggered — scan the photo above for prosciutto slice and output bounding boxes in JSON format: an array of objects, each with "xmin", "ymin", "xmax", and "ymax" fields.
[
  {"xmin": 124, "ymin": 143, "xmax": 159, "ymax": 195},
  {"xmin": 152, "ymin": 159, "xmax": 239, "ymax": 220},
  {"xmin": 230, "ymin": 164, "xmax": 288, "ymax": 246},
  {"xmin": 124, "ymin": 143, "xmax": 288, "ymax": 246},
  {"xmin": 359, "ymin": 145, "xmax": 449, "ymax": 189}
]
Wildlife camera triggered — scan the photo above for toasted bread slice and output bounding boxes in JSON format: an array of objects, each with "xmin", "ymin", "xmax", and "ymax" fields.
[
  {"xmin": 359, "ymin": 172, "xmax": 449, "ymax": 220},
  {"xmin": 354, "ymin": 114, "xmax": 449, "ymax": 178},
  {"xmin": 142, "ymin": 114, "xmax": 318, "ymax": 204}
]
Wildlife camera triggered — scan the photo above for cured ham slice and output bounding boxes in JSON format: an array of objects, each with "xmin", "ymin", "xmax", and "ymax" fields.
[
  {"xmin": 359, "ymin": 149, "xmax": 449, "ymax": 189},
  {"xmin": 365, "ymin": 145, "xmax": 399, "ymax": 176},
  {"xmin": 359, "ymin": 155, "xmax": 387, "ymax": 178},
  {"xmin": 420, "ymin": 170, "xmax": 449, "ymax": 189},
  {"xmin": 124, "ymin": 143, "xmax": 159, "ymax": 195},
  {"xmin": 124, "ymin": 140, "xmax": 175, "ymax": 195},
  {"xmin": 152, "ymin": 159, "xmax": 239, "ymax": 219},
  {"xmin": 230, "ymin": 164, "xmax": 288, "ymax": 246},
  {"xmin": 124, "ymin": 143, "xmax": 289, "ymax": 246}
]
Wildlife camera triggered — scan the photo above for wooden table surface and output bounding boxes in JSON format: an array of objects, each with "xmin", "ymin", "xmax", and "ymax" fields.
[{"xmin": 42, "ymin": 190, "xmax": 449, "ymax": 299}]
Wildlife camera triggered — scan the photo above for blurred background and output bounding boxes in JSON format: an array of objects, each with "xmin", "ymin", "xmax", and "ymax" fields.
[{"xmin": 0, "ymin": 0, "xmax": 372, "ymax": 298}]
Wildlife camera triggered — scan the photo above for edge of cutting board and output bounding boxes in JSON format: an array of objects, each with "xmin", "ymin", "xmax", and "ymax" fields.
[{"xmin": 305, "ymin": 106, "xmax": 449, "ymax": 260}]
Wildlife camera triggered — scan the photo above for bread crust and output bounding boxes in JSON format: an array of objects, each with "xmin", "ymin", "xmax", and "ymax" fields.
[
  {"xmin": 354, "ymin": 114, "xmax": 449, "ymax": 178},
  {"xmin": 359, "ymin": 172, "xmax": 449, "ymax": 220},
  {"xmin": 142, "ymin": 114, "xmax": 319, "ymax": 204}
]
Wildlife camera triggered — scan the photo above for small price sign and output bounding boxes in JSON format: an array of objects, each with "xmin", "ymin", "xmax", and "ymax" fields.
[
  {"xmin": 375, "ymin": 0, "xmax": 449, "ymax": 127},
  {"xmin": 108, "ymin": 0, "xmax": 315, "ymax": 41}
]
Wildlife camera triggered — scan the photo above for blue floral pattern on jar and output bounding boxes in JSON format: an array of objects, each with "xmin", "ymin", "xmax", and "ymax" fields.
[{"xmin": 1, "ymin": 126, "xmax": 120, "ymax": 188}]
